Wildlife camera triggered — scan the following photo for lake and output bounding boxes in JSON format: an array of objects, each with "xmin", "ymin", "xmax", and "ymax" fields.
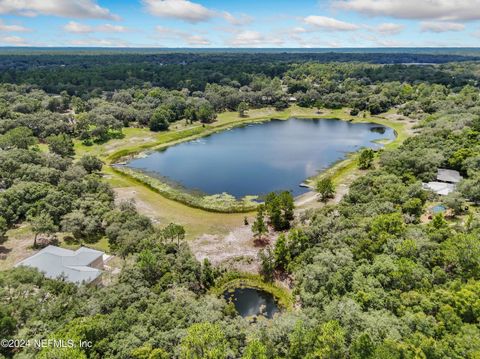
[
  {"xmin": 126, "ymin": 118, "xmax": 395, "ymax": 198},
  {"xmin": 224, "ymin": 287, "xmax": 279, "ymax": 318}
]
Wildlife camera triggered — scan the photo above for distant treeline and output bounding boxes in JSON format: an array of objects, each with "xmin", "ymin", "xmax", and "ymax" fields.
[{"xmin": 1, "ymin": 52, "xmax": 479, "ymax": 95}]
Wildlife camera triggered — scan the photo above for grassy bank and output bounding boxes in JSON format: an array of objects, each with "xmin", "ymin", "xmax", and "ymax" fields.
[
  {"xmin": 112, "ymin": 166, "xmax": 258, "ymax": 213},
  {"xmin": 210, "ymin": 272, "xmax": 294, "ymax": 310}
]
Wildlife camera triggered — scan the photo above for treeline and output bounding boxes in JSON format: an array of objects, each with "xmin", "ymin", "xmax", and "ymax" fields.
[{"xmin": 1, "ymin": 52, "xmax": 479, "ymax": 94}]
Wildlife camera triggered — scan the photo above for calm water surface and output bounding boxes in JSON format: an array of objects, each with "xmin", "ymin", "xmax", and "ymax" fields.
[
  {"xmin": 127, "ymin": 118, "xmax": 395, "ymax": 198},
  {"xmin": 224, "ymin": 287, "xmax": 279, "ymax": 318}
]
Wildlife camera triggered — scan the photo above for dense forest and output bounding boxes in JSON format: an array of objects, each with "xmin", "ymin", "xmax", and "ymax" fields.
[{"xmin": 1, "ymin": 51, "xmax": 480, "ymax": 358}]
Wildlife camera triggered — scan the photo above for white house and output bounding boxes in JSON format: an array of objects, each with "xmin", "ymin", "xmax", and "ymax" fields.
[
  {"xmin": 16, "ymin": 245, "xmax": 104, "ymax": 285},
  {"xmin": 423, "ymin": 169, "xmax": 463, "ymax": 196}
]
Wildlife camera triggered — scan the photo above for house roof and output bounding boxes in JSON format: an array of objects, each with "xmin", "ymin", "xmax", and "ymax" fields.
[
  {"xmin": 16, "ymin": 245, "xmax": 104, "ymax": 284},
  {"xmin": 437, "ymin": 169, "xmax": 462, "ymax": 183},
  {"xmin": 423, "ymin": 181, "xmax": 456, "ymax": 196}
]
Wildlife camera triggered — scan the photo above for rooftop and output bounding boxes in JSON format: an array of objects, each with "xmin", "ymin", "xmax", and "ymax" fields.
[
  {"xmin": 16, "ymin": 245, "xmax": 104, "ymax": 284},
  {"xmin": 437, "ymin": 169, "xmax": 463, "ymax": 184},
  {"xmin": 423, "ymin": 181, "xmax": 456, "ymax": 196}
]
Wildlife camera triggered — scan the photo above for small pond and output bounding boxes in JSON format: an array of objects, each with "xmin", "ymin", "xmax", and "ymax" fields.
[
  {"xmin": 224, "ymin": 287, "xmax": 279, "ymax": 319},
  {"xmin": 126, "ymin": 118, "xmax": 395, "ymax": 198}
]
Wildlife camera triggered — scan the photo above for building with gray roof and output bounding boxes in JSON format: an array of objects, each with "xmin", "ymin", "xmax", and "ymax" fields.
[
  {"xmin": 16, "ymin": 245, "xmax": 104, "ymax": 285},
  {"xmin": 436, "ymin": 169, "xmax": 462, "ymax": 184},
  {"xmin": 422, "ymin": 168, "xmax": 463, "ymax": 196}
]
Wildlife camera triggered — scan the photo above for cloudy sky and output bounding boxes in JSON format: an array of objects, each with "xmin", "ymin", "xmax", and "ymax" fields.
[{"xmin": 0, "ymin": 0, "xmax": 480, "ymax": 47}]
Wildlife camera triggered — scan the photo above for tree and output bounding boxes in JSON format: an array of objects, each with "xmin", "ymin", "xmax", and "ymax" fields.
[
  {"xmin": 312, "ymin": 321, "xmax": 347, "ymax": 359},
  {"xmin": 46, "ymin": 133, "xmax": 75, "ymax": 157},
  {"xmin": 258, "ymin": 245, "xmax": 275, "ymax": 281},
  {"xmin": 79, "ymin": 155, "xmax": 103, "ymax": 173},
  {"xmin": 316, "ymin": 177, "xmax": 335, "ymax": 202},
  {"xmin": 443, "ymin": 192, "xmax": 467, "ymax": 216},
  {"xmin": 201, "ymin": 258, "xmax": 215, "ymax": 289},
  {"xmin": 252, "ymin": 205, "xmax": 268, "ymax": 240},
  {"xmin": 274, "ymin": 233, "xmax": 289, "ymax": 270},
  {"xmin": 459, "ymin": 174, "xmax": 480, "ymax": 204},
  {"xmin": 237, "ymin": 101, "xmax": 248, "ymax": 117},
  {"xmin": 149, "ymin": 108, "xmax": 171, "ymax": 132},
  {"xmin": 264, "ymin": 191, "xmax": 295, "ymax": 231},
  {"xmin": 161, "ymin": 223, "xmax": 185, "ymax": 246},
  {"xmin": 0, "ymin": 216, "xmax": 7, "ymax": 244},
  {"xmin": 242, "ymin": 339, "xmax": 267, "ymax": 359},
  {"xmin": 0, "ymin": 126, "xmax": 37, "ymax": 150},
  {"xmin": 28, "ymin": 212, "xmax": 58, "ymax": 247},
  {"xmin": 180, "ymin": 322, "xmax": 228, "ymax": 359},
  {"xmin": 197, "ymin": 103, "xmax": 216, "ymax": 123},
  {"xmin": 358, "ymin": 148, "xmax": 375, "ymax": 170}
]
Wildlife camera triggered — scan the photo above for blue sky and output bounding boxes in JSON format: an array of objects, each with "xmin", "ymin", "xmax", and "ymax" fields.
[{"xmin": 0, "ymin": 0, "xmax": 479, "ymax": 47}]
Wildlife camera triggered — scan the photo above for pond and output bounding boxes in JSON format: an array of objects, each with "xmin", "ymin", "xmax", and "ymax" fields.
[
  {"xmin": 224, "ymin": 287, "xmax": 279, "ymax": 318},
  {"xmin": 126, "ymin": 118, "xmax": 395, "ymax": 198}
]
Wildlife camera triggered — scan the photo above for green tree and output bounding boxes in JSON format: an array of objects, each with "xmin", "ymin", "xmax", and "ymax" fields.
[
  {"xmin": 316, "ymin": 177, "xmax": 335, "ymax": 202},
  {"xmin": 180, "ymin": 322, "xmax": 228, "ymax": 359},
  {"xmin": 131, "ymin": 345, "xmax": 169, "ymax": 359},
  {"xmin": 197, "ymin": 103, "xmax": 216, "ymax": 123},
  {"xmin": 0, "ymin": 126, "xmax": 37, "ymax": 149},
  {"xmin": 311, "ymin": 321, "xmax": 347, "ymax": 359},
  {"xmin": 46, "ymin": 133, "xmax": 75, "ymax": 157},
  {"xmin": 242, "ymin": 339, "xmax": 267, "ymax": 359},
  {"xmin": 274, "ymin": 233, "xmax": 289, "ymax": 270},
  {"xmin": 28, "ymin": 212, "xmax": 58, "ymax": 248},
  {"xmin": 149, "ymin": 108, "xmax": 172, "ymax": 132},
  {"xmin": 358, "ymin": 148, "xmax": 375, "ymax": 170},
  {"xmin": 350, "ymin": 333, "xmax": 375, "ymax": 359},
  {"xmin": 79, "ymin": 155, "xmax": 103, "ymax": 173},
  {"xmin": 161, "ymin": 223, "xmax": 186, "ymax": 246},
  {"xmin": 237, "ymin": 101, "xmax": 249, "ymax": 117},
  {"xmin": 258, "ymin": 245, "xmax": 275, "ymax": 281},
  {"xmin": 264, "ymin": 191, "xmax": 295, "ymax": 231},
  {"xmin": 252, "ymin": 205, "xmax": 268, "ymax": 240},
  {"xmin": 0, "ymin": 216, "xmax": 7, "ymax": 244}
]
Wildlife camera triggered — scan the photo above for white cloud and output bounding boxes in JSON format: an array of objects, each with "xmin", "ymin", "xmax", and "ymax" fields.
[
  {"xmin": 155, "ymin": 25, "xmax": 210, "ymax": 45},
  {"xmin": 143, "ymin": 0, "xmax": 214, "ymax": 23},
  {"xmin": 64, "ymin": 21, "xmax": 130, "ymax": 34},
  {"xmin": 69, "ymin": 37, "xmax": 129, "ymax": 47},
  {"xmin": 0, "ymin": 35, "xmax": 29, "ymax": 45},
  {"xmin": 0, "ymin": 0, "xmax": 118, "ymax": 20},
  {"xmin": 335, "ymin": 0, "xmax": 480, "ymax": 21},
  {"xmin": 227, "ymin": 30, "xmax": 283, "ymax": 47},
  {"xmin": 421, "ymin": 21, "xmax": 465, "ymax": 33},
  {"xmin": 97, "ymin": 24, "xmax": 129, "ymax": 33},
  {"xmin": 304, "ymin": 16, "xmax": 359, "ymax": 31},
  {"xmin": 222, "ymin": 12, "xmax": 253, "ymax": 26},
  {"xmin": 376, "ymin": 23, "xmax": 404, "ymax": 35},
  {"xmin": 64, "ymin": 21, "xmax": 92, "ymax": 33},
  {"xmin": 0, "ymin": 20, "xmax": 29, "ymax": 32}
]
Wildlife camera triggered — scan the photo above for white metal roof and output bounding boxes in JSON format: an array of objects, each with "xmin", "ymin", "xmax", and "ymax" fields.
[
  {"xmin": 437, "ymin": 169, "xmax": 463, "ymax": 184},
  {"xmin": 423, "ymin": 181, "xmax": 456, "ymax": 196},
  {"xmin": 16, "ymin": 245, "xmax": 104, "ymax": 284}
]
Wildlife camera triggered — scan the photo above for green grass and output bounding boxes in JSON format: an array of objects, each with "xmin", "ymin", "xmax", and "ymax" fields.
[
  {"xmin": 112, "ymin": 166, "xmax": 258, "ymax": 213},
  {"xmin": 210, "ymin": 272, "xmax": 294, "ymax": 310}
]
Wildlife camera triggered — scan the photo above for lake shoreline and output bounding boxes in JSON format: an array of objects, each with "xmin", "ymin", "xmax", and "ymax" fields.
[{"xmin": 109, "ymin": 112, "xmax": 400, "ymax": 213}]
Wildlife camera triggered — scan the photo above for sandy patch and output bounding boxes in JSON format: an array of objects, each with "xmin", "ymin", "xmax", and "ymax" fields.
[{"xmin": 190, "ymin": 226, "xmax": 278, "ymax": 273}]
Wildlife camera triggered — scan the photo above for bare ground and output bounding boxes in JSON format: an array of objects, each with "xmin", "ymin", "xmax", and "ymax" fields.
[{"xmin": 0, "ymin": 225, "xmax": 36, "ymax": 271}]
